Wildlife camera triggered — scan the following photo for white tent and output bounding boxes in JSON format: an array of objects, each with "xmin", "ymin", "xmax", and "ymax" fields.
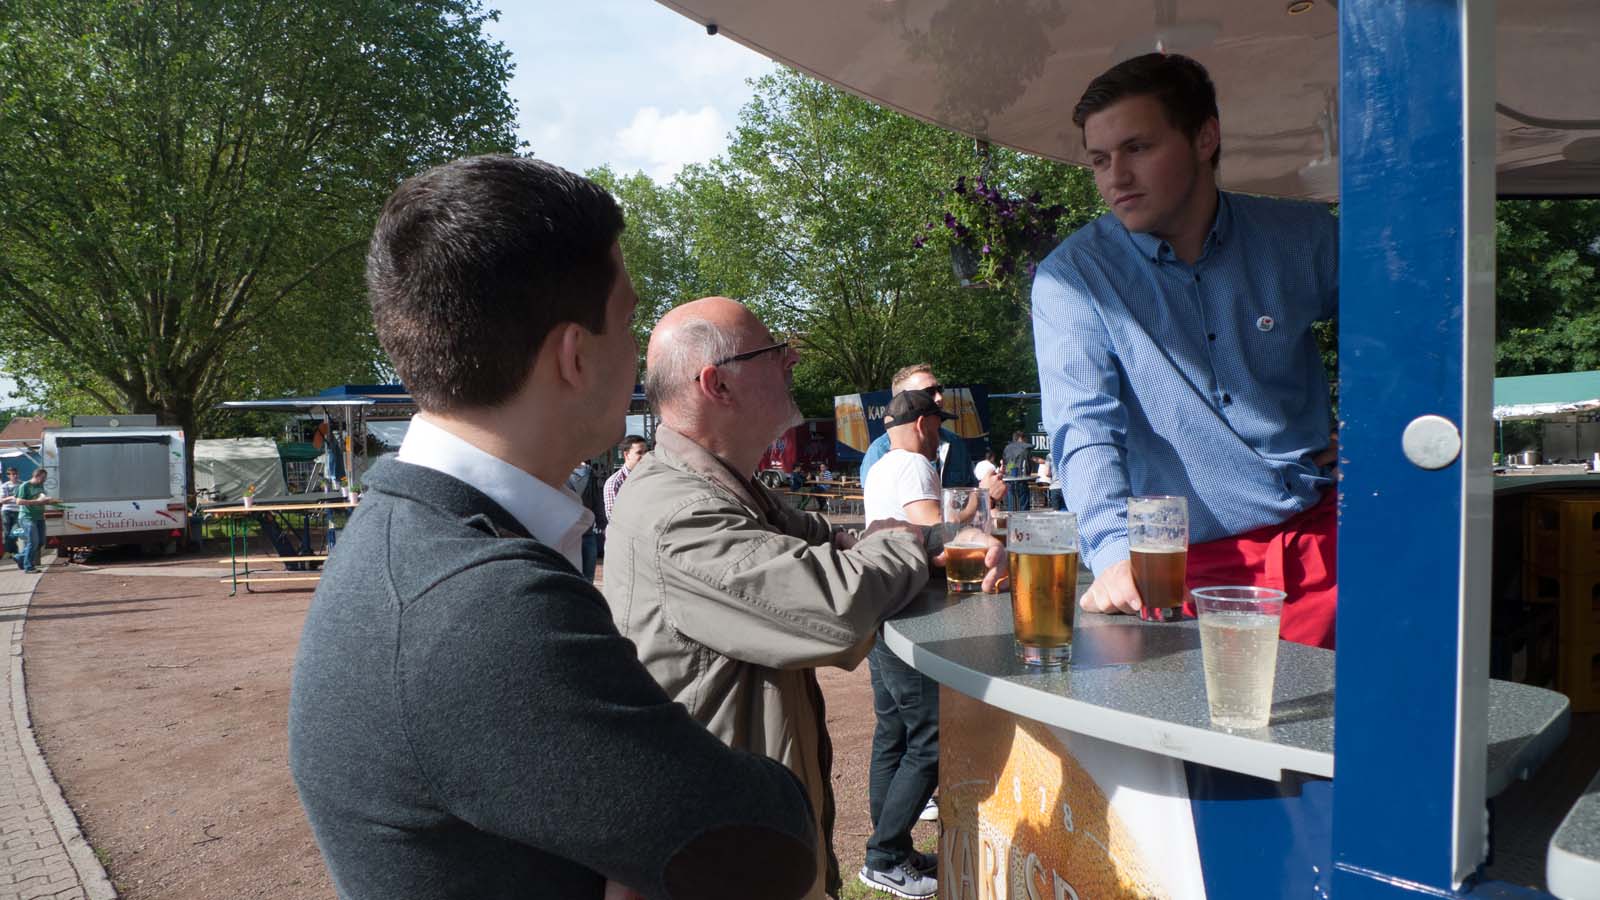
[{"xmin": 194, "ymin": 437, "xmax": 288, "ymax": 502}]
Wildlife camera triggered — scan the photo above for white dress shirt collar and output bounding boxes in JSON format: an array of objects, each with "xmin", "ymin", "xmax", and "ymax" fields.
[{"xmin": 396, "ymin": 415, "xmax": 591, "ymax": 571}]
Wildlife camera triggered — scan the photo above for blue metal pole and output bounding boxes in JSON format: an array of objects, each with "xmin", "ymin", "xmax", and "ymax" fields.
[{"xmin": 1333, "ymin": 0, "xmax": 1497, "ymax": 897}]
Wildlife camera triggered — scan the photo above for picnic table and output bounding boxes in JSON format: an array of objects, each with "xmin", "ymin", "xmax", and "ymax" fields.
[
  {"xmin": 775, "ymin": 487, "xmax": 865, "ymax": 517},
  {"xmin": 203, "ymin": 494, "xmax": 356, "ymax": 595}
]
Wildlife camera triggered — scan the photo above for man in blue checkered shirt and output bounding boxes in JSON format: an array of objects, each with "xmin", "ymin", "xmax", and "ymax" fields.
[{"xmin": 1031, "ymin": 52, "xmax": 1340, "ymax": 648}]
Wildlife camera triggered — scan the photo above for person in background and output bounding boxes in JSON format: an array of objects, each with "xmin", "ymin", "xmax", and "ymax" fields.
[
  {"xmin": 603, "ymin": 435, "xmax": 649, "ymax": 522},
  {"xmin": 1031, "ymin": 52, "xmax": 1339, "ymax": 648},
  {"xmin": 289, "ymin": 155, "xmax": 818, "ymax": 900},
  {"xmin": 12, "ymin": 467, "xmax": 50, "ymax": 573},
  {"xmin": 859, "ymin": 364, "xmax": 976, "ymax": 493},
  {"xmin": 857, "ymin": 388, "xmax": 961, "ymax": 899},
  {"xmin": 1, "ymin": 468, "xmax": 20, "ymax": 562},
  {"xmin": 1001, "ymin": 431, "xmax": 1033, "ymax": 511},
  {"xmin": 565, "ymin": 459, "xmax": 606, "ymax": 582},
  {"xmin": 1036, "ymin": 456, "xmax": 1064, "ymax": 510}
]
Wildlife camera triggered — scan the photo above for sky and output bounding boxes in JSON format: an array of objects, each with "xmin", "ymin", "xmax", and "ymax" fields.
[
  {"xmin": 485, "ymin": 0, "xmax": 776, "ymax": 182},
  {"xmin": 0, "ymin": 2, "xmax": 771, "ymax": 412}
]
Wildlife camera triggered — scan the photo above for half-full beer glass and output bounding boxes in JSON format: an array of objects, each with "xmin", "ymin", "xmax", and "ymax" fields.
[
  {"xmin": 940, "ymin": 487, "xmax": 991, "ymax": 593},
  {"xmin": 1007, "ymin": 511, "xmax": 1078, "ymax": 668},
  {"xmin": 1128, "ymin": 496, "xmax": 1188, "ymax": 622}
]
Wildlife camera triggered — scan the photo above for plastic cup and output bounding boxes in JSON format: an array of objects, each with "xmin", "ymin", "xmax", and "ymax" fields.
[
  {"xmin": 1128, "ymin": 496, "xmax": 1188, "ymax": 622},
  {"xmin": 1193, "ymin": 586, "xmax": 1286, "ymax": 730},
  {"xmin": 940, "ymin": 487, "xmax": 991, "ymax": 593}
]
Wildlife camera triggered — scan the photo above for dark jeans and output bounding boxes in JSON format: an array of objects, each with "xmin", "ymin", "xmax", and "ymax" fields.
[
  {"xmin": 1007, "ymin": 480, "xmax": 1031, "ymax": 511},
  {"xmin": 580, "ymin": 532, "xmax": 599, "ymax": 583},
  {"xmin": 865, "ymin": 640, "xmax": 939, "ymax": 871},
  {"xmin": 1047, "ymin": 488, "xmax": 1065, "ymax": 510},
  {"xmin": 2, "ymin": 509, "xmax": 16, "ymax": 556}
]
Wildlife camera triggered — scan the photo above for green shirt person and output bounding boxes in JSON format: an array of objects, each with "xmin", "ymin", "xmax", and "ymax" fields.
[
  {"xmin": 15, "ymin": 469, "xmax": 51, "ymax": 521},
  {"xmin": 12, "ymin": 467, "xmax": 50, "ymax": 573}
]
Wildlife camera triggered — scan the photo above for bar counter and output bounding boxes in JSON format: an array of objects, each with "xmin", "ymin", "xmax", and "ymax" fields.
[{"xmin": 880, "ymin": 585, "xmax": 1572, "ymax": 898}]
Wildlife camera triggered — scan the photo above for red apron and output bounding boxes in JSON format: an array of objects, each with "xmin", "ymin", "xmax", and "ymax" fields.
[{"xmin": 1180, "ymin": 489, "xmax": 1338, "ymax": 649}]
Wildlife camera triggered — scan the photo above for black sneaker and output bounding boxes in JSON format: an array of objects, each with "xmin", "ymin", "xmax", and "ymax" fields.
[
  {"xmin": 906, "ymin": 851, "xmax": 938, "ymax": 875},
  {"xmin": 858, "ymin": 862, "xmax": 937, "ymax": 899}
]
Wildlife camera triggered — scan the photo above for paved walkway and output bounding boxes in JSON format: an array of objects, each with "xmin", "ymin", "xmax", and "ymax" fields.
[{"xmin": 0, "ymin": 557, "xmax": 115, "ymax": 900}]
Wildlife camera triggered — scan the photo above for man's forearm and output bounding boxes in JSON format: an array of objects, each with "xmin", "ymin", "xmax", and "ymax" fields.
[{"xmin": 1063, "ymin": 442, "xmax": 1134, "ymax": 573}]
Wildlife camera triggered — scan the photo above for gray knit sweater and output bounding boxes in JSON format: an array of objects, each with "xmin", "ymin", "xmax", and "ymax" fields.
[{"xmin": 289, "ymin": 460, "xmax": 817, "ymax": 899}]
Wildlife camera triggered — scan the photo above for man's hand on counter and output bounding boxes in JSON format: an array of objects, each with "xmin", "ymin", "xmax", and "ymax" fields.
[{"xmin": 1079, "ymin": 558, "xmax": 1142, "ymax": 615}]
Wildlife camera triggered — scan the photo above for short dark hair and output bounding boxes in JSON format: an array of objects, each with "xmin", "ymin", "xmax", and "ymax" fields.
[
  {"xmin": 1073, "ymin": 53, "xmax": 1221, "ymax": 169},
  {"xmin": 31, "ymin": 467, "xmax": 47, "ymax": 476},
  {"xmin": 367, "ymin": 155, "xmax": 626, "ymax": 412},
  {"xmin": 619, "ymin": 434, "xmax": 648, "ymax": 452}
]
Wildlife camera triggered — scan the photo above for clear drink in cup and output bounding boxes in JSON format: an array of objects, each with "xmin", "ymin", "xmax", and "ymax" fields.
[
  {"xmin": 940, "ymin": 487, "xmax": 991, "ymax": 593},
  {"xmin": 1006, "ymin": 511, "xmax": 1078, "ymax": 668},
  {"xmin": 1128, "ymin": 495, "xmax": 1188, "ymax": 622},
  {"xmin": 1193, "ymin": 586, "xmax": 1286, "ymax": 730}
]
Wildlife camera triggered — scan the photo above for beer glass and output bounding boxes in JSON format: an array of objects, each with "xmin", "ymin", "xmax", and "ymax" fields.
[
  {"xmin": 940, "ymin": 487, "xmax": 991, "ymax": 593},
  {"xmin": 1128, "ymin": 495, "xmax": 1188, "ymax": 622},
  {"xmin": 1007, "ymin": 511, "xmax": 1079, "ymax": 668},
  {"xmin": 1193, "ymin": 586, "xmax": 1286, "ymax": 730}
]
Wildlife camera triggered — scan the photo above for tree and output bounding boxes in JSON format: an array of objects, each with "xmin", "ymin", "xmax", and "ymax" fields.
[
  {"xmin": 587, "ymin": 166, "xmax": 711, "ymax": 348},
  {"xmin": 676, "ymin": 69, "xmax": 1101, "ymax": 416},
  {"xmin": 0, "ymin": 0, "xmax": 519, "ymax": 467},
  {"xmin": 1495, "ymin": 199, "xmax": 1600, "ymax": 376}
]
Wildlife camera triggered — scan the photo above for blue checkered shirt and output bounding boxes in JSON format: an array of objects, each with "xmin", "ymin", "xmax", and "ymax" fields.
[{"xmin": 1031, "ymin": 192, "xmax": 1338, "ymax": 573}]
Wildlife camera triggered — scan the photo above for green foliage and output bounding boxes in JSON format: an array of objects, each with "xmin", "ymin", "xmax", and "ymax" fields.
[
  {"xmin": 587, "ymin": 165, "xmax": 710, "ymax": 349},
  {"xmin": 657, "ymin": 69, "xmax": 1102, "ymax": 415},
  {"xmin": 0, "ymin": 0, "xmax": 519, "ymax": 442},
  {"xmin": 1495, "ymin": 199, "xmax": 1600, "ymax": 376}
]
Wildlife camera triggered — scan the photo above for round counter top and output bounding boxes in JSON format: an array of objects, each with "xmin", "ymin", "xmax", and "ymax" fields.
[{"xmin": 881, "ymin": 586, "xmax": 1568, "ymax": 788}]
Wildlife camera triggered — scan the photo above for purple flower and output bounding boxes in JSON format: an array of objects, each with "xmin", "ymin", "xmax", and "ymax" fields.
[
  {"xmin": 944, "ymin": 212, "xmax": 958, "ymax": 229},
  {"xmin": 925, "ymin": 221, "xmax": 935, "ymax": 230},
  {"xmin": 981, "ymin": 243, "xmax": 992, "ymax": 255},
  {"xmin": 912, "ymin": 236, "xmax": 925, "ymax": 249},
  {"xmin": 954, "ymin": 176, "xmax": 966, "ymax": 194},
  {"xmin": 954, "ymin": 225, "xmax": 969, "ymax": 239}
]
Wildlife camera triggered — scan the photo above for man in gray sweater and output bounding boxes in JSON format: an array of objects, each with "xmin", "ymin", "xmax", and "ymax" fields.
[{"xmin": 289, "ymin": 156, "xmax": 818, "ymax": 900}]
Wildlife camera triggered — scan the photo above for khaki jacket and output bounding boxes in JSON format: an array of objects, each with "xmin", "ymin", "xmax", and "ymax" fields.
[{"xmin": 602, "ymin": 425, "xmax": 930, "ymax": 899}]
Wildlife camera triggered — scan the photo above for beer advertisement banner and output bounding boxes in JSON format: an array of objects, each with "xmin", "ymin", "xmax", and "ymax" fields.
[
  {"xmin": 834, "ymin": 386, "xmax": 991, "ymax": 462},
  {"xmin": 937, "ymin": 688, "xmax": 1206, "ymax": 899}
]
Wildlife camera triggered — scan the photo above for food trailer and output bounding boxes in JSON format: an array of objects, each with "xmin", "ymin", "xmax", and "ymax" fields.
[
  {"xmin": 39, "ymin": 418, "xmax": 187, "ymax": 554},
  {"xmin": 651, "ymin": 1, "xmax": 1600, "ymax": 897}
]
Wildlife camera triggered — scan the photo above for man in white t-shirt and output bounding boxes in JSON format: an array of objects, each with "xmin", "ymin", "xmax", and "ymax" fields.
[
  {"xmin": 863, "ymin": 390, "xmax": 951, "ymax": 528},
  {"xmin": 857, "ymin": 388, "xmax": 954, "ymax": 898}
]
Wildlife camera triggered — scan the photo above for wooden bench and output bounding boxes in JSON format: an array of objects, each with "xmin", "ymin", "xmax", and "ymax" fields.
[
  {"xmin": 216, "ymin": 575, "xmax": 323, "ymax": 586},
  {"xmin": 214, "ymin": 556, "xmax": 328, "ymax": 564}
]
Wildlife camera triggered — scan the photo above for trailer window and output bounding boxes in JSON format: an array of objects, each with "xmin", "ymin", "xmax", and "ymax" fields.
[{"xmin": 56, "ymin": 437, "xmax": 173, "ymax": 502}]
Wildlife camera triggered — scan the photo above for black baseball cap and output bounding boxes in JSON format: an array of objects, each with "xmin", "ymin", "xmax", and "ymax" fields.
[{"xmin": 884, "ymin": 389, "xmax": 957, "ymax": 426}]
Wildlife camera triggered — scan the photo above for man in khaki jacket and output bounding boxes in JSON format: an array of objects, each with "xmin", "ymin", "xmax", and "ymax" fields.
[{"xmin": 604, "ymin": 297, "xmax": 1001, "ymax": 899}]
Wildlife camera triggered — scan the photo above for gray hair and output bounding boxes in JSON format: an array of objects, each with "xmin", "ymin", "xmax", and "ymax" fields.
[{"xmin": 644, "ymin": 317, "xmax": 743, "ymax": 417}]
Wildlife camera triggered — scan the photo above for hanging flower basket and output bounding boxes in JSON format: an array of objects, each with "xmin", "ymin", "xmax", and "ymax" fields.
[
  {"xmin": 950, "ymin": 242, "xmax": 982, "ymax": 285},
  {"xmin": 916, "ymin": 176, "xmax": 1068, "ymax": 289}
]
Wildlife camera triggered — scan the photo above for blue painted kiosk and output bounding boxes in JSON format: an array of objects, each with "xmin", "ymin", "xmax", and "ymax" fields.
[{"xmin": 652, "ymin": 1, "xmax": 1600, "ymax": 897}]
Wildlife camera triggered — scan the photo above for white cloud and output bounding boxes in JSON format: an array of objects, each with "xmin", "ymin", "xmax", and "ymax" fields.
[
  {"xmin": 614, "ymin": 106, "xmax": 730, "ymax": 182},
  {"xmin": 484, "ymin": 1, "xmax": 775, "ymax": 182}
]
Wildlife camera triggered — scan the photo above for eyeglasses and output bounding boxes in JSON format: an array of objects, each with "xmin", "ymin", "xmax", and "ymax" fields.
[{"xmin": 694, "ymin": 341, "xmax": 790, "ymax": 381}]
